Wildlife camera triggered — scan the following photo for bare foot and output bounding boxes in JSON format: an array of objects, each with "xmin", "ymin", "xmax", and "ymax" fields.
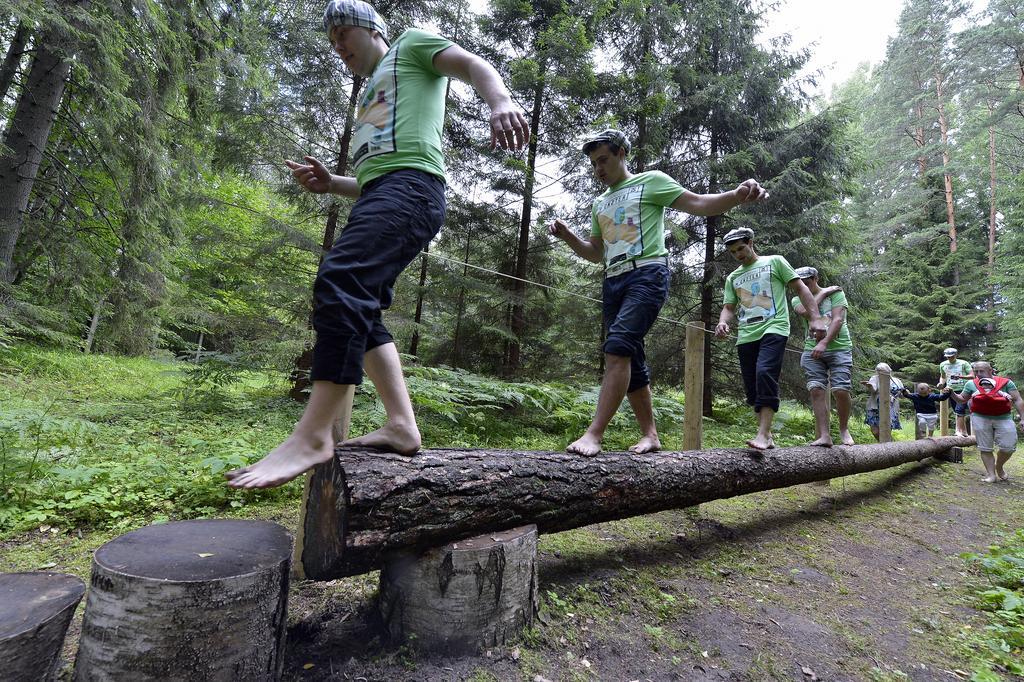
[
  {"xmin": 808, "ymin": 436, "xmax": 833, "ymax": 448},
  {"xmin": 955, "ymin": 431, "xmax": 966, "ymax": 437},
  {"xmin": 629, "ymin": 435, "xmax": 661, "ymax": 454},
  {"xmin": 567, "ymin": 432, "xmax": 601, "ymax": 456},
  {"xmin": 996, "ymin": 469, "xmax": 1009, "ymax": 482},
  {"xmin": 839, "ymin": 431, "xmax": 855, "ymax": 446},
  {"xmin": 226, "ymin": 433, "xmax": 334, "ymax": 489},
  {"xmin": 981, "ymin": 475, "xmax": 998, "ymax": 483},
  {"xmin": 341, "ymin": 422, "xmax": 421, "ymax": 456},
  {"xmin": 746, "ymin": 436, "xmax": 774, "ymax": 451}
]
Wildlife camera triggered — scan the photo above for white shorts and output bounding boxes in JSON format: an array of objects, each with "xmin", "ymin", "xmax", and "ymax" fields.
[
  {"xmin": 970, "ymin": 414, "xmax": 1018, "ymax": 453},
  {"xmin": 916, "ymin": 413, "xmax": 938, "ymax": 429}
]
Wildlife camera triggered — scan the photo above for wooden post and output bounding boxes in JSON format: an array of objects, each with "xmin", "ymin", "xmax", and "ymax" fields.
[
  {"xmin": 683, "ymin": 324, "xmax": 705, "ymax": 451},
  {"xmin": 939, "ymin": 399, "xmax": 949, "ymax": 437},
  {"xmin": 74, "ymin": 520, "xmax": 292, "ymax": 681},
  {"xmin": 878, "ymin": 372, "xmax": 892, "ymax": 443},
  {"xmin": 0, "ymin": 572, "xmax": 85, "ymax": 682},
  {"xmin": 293, "ymin": 385, "xmax": 354, "ymax": 580},
  {"xmin": 378, "ymin": 525, "xmax": 538, "ymax": 653}
]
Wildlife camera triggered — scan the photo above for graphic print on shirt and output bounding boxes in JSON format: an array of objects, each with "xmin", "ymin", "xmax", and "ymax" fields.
[
  {"xmin": 352, "ymin": 47, "xmax": 398, "ymax": 169},
  {"xmin": 732, "ymin": 264, "xmax": 776, "ymax": 324},
  {"xmin": 595, "ymin": 184, "xmax": 644, "ymax": 267}
]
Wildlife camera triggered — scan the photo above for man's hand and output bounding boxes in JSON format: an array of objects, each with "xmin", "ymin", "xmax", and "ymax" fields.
[
  {"xmin": 548, "ymin": 218, "xmax": 570, "ymax": 240},
  {"xmin": 809, "ymin": 318, "xmax": 827, "ymax": 339},
  {"xmin": 811, "ymin": 339, "xmax": 828, "ymax": 360},
  {"xmin": 820, "ymin": 285, "xmax": 842, "ymax": 296},
  {"xmin": 715, "ymin": 321, "xmax": 730, "ymax": 339},
  {"xmin": 489, "ymin": 102, "xmax": 530, "ymax": 151},
  {"xmin": 734, "ymin": 179, "xmax": 769, "ymax": 204},
  {"xmin": 285, "ymin": 156, "xmax": 332, "ymax": 193}
]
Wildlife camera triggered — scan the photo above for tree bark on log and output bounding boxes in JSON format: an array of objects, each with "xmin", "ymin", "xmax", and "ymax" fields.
[
  {"xmin": 378, "ymin": 525, "xmax": 538, "ymax": 653},
  {"xmin": 74, "ymin": 519, "xmax": 292, "ymax": 681},
  {"xmin": 298, "ymin": 436, "xmax": 975, "ymax": 580},
  {"xmin": 0, "ymin": 572, "xmax": 85, "ymax": 682}
]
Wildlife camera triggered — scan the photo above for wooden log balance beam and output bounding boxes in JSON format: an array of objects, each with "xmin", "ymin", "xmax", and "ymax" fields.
[{"xmin": 296, "ymin": 435, "xmax": 975, "ymax": 580}]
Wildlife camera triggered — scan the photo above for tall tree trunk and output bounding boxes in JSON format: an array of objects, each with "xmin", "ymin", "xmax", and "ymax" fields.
[
  {"xmin": 505, "ymin": 71, "xmax": 545, "ymax": 376},
  {"xmin": 407, "ymin": 247, "xmax": 428, "ymax": 357},
  {"xmin": 934, "ymin": 71, "xmax": 957, "ymax": 284},
  {"xmin": 289, "ymin": 76, "xmax": 362, "ymax": 401},
  {"xmin": 987, "ymin": 116, "xmax": 997, "ymax": 333},
  {"xmin": 0, "ymin": 34, "xmax": 70, "ymax": 284},
  {"xmin": 700, "ymin": 124, "xmax": 720, "ymax": 417},
  {"xmin": 0, "ymin": 21, "xmax": 29, "ymax": 105},
  {"xmin": 83, "ymin": 297, "xmax": 105, "ymax": 354},
  {"xmin": 451, "ymin": 229, "xmax": 472, "ymax": 368},
  {"xmin": 911, "ymin": 72, "xmax": 928, "ymax": 177}
]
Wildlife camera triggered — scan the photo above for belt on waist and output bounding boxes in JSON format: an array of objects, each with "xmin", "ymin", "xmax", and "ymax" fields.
[{"xmin": 605, "ymin": 256, "xmax": 668, "ymax": 278}]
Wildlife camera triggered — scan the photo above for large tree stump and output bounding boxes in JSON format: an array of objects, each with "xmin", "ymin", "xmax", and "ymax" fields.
[
  {"xmin": 378, "ymin": 525, "xmax": 538, "ymax": 654},
  {"xmin": 0, "ymin": 572, "xmax": 85, "ymax": 682},
  {"xmin": 298, "ymin": 436, "xmax": 975, "ymax": 579},
  {"xmin": 74, "ymin": 519, "xmax": 292, "ymax": 681}
]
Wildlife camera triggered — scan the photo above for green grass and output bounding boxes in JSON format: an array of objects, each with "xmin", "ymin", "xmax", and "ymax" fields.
[
  {"xmin": 1, "ymin": 342, "xmax": 877, "ymax": 537},
  {"xmin": 957, "ymin": 530, "xmax": 1024, "ymax": 681}
]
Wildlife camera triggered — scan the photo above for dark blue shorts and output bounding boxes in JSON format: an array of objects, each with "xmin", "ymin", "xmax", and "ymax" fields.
[
  {"xmin": 952, "ymin": 398, "xmax": 969, "ymax": 416},
  {"xmin": 601, "ymin": 264, "xmax": 670, "ymax": 393},
  {"xmin": 311, "ymin": 169, "xmax": 445, "ymax": 384}
]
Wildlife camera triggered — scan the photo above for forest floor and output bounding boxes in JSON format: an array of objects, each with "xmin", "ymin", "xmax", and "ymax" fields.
[
  {"xmin": 1, "ymin": 347, "xmax": 1020, "ymax": 680},
  {"xmin": 3, "ymin": 445, "xmax": 1018, "ymax": 681}
]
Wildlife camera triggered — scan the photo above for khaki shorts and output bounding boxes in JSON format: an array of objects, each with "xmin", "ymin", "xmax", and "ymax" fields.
[{"xmin": 970, "ymin": 414, "xmax": 1018, "ymax": 453}]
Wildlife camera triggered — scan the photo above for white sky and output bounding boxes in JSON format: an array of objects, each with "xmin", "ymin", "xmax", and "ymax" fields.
[
  {"xmin": 466, "ymin": 0, "xmax": 986, "ymax": 99},
  {"xmin": 760, "ymin": 0, "xmax": 904, "ymax": 98}
]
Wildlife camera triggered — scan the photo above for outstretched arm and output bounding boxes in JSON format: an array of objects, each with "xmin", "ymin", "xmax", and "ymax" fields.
[
  {"xmin": 549, "ymin": 219, "xmax": 603, "ymax": 263},
  {"xmin": 285, "ymin": 157, "xmax": 360, "ymax": 198},
  {"xmin": 815, "ymin": 286, "xmax": 841, "ymax": 306},
  {"xmin": 670, "ymin": 179, "xmax": 769, "ymax": 216},
  {"xmin": 433, "ymin": 45, "xmax": 529, "ymax": 151}
]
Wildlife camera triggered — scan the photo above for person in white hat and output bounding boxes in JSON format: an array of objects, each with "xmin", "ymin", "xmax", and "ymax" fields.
[
  {"xmin": 228, "ymin": 0, "xmax": 529, "ymax": 489},
  {"xmin": 937, "ymin": 347, "xmax": 973, "ymax": 437},
  {"xmin": 716, "ymin": 229, "xmax": 826, "ymax": 450},
  {"xmin": 548, "ymin": 129, "xmax": 768, "ymax": 456},
  {"xmin": 790, "ymin": 266, "xmax": 855, "ymax": 447}
]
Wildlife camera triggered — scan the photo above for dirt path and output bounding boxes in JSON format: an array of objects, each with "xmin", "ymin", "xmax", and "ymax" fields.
[{"xmin": 282, "ymin": 451, "xmax": 1021, "ymax": 681}]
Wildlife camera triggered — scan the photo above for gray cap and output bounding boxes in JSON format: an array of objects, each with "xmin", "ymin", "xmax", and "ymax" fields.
[
  {"xmin": 794, "ymin": 266, "xmax": 818, "ymax": 280},
  {"xmin": 723, "ymin": 227, "xmax": 754, "ymax": 244},
  {"xmin": 323, "ymin": 0, "xmax": 389, "ymax": 43},
  {"xmin": 943, "ymin": 347, "xmax": 958, "ymax": 357},
  {"xmin": 581, "ymin": 129, "xmax": 631, "ymax": 155}
]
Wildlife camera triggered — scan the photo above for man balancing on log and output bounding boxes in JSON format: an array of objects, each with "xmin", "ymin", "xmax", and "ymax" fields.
[
  {"xmin": 549, "ymin": 129, "xmax": 768, "ymax": 456},
  {"xmin": 227, "ymin": 0, "xmax": 528, "ymax": 489},
  {"xmin": 716, "ymin": 229, "xmax": 827, "ymax": 450}
]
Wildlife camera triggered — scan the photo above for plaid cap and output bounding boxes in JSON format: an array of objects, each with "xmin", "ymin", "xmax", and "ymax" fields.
[
  {"xmin": 794, "ymin": 266, "xmax": 818, "ymax": 279},
  {"xmin": 723, "ymin": 227, "xmax": 754, "ymax": 244},
  {"xmin": 581, "ymin": 129, "xmax": 631, "ymax": 155},
  {"xmin": 943, "ymin": 347, "xmax": 958, "ymax": 356},
  {"xmin": 323, "ymin": 0, "xmax": 389, "ymax": 43}
]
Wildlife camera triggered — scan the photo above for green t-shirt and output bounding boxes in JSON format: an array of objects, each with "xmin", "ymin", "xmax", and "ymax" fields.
[
  {"xmin": 789, "ymin": 290, "xmax": 853, "ymax": 351},
  {"xmin": 589, "ymin": 171, "xmax": 684, "ymax": 270},
  {"xmin": 939, "ymin": 359, "xmax": 972, "ymax": 392},
  {"xmin": 352, "ymin": 29, "xmax": 453, "ymax": 187},
  {"xmin": 724, "ymin": 255, "xmax": 798, "ymax": 344},
  {"xmin": 960, "ymin": 379, "xmax": 1018, "ymax": 420}
]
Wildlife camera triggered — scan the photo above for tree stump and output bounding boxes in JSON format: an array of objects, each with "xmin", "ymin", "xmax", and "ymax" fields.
[
  {"xmin": 0, "ymin": 572, "xmax": 85, "ymax": 682},
  {"xmin": 74, "ymin": 519, "xmax": 292, "ymax": 681},
  {"xmin": 378, "ymin": 524, "xmax": 538, "ymax": 654}
]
